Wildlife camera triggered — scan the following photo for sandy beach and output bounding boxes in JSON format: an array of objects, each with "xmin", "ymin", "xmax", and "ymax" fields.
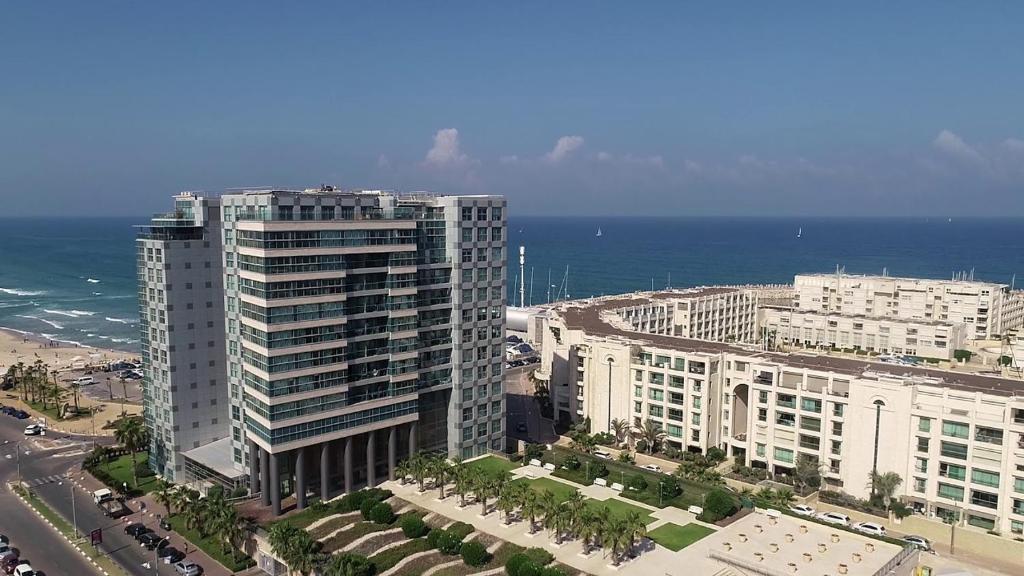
[{"xmin": 0, "ymin": 327, "xmax": 137, "ymax": 375}]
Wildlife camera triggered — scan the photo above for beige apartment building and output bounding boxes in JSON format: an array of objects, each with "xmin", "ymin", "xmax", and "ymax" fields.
[
  {"xmin": 535, "ymin": 292, "xmax": 1024, "ymax": 536},
  {"xmin": 759, "ymin": 306, "xmax": 968, "ymax": 360},
  {"xmin": 609, "ymin": 287, "xmax": 760, "ymax": 343},
  {"xmin": 793, "ymin": 273, "xmax": 1024, "ymax": 340}
]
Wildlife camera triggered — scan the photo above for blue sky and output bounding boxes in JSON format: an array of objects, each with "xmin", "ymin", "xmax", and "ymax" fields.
[{"xmin": 2, "ymin": 2, "xmax": 1023, "ymax": 216}]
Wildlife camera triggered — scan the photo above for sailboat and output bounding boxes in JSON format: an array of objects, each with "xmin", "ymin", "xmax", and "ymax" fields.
[
  {"xmin": 596, "ymin": 227, "xmax": 603, "ymax": 237},
  {"xmin": 797, "ymin": 227, "xmax": 802, "ymax": 239}
]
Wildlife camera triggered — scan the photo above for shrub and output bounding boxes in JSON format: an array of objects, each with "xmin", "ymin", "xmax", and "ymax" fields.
[
  {"xmin": 563, "ymin": 455, "xmax": 580, "ymax": 470},
  {"xmin": 706, "ymin": 447, "xmax": 727, "ymax": 464},
  {"xmin": 325, "ymin": 553, "xmax": 374, "ymax": 576},
  {"xmin": 626, "ymin": 473, "xmax": 648, "ymax": 492},
  {"xmin": 434, "ymin": 530, "xmax": 463, "ymax": 555},
  {"xmin": 953, "ymin": 349, "xmax": 973, "ymax": 362},
  {"xmin": 337, "ymin": 487, "xmax": 392, "ymax": 513},
  {"xmin": 523, "ymin": 547, "xmax": 553, "ymax": 566},
  {"xmin": 448, "ymin": 521, "xmax": 474, "ymax": 540},
  {"xmin": 400, "ymin": 514, "xmax": 428, "ymax": 538},
  {"xmin": 505, "ymin": 553, "xmax": 541, "ymax": 576},
  {"xmin": 617, "ymin": 452, "xmax": 634, "ymax": 464},
  {"xmin": 660, "ymin": 476, "xmax": 682, "ymax": 499},
  {"xmin": 230, "ymin": 485, "xmax": 249, "ymax": 498},
  {"xmin": 524, "ymin": 443, "xmax": 545, "ymax": 461},
  {"xmin": 427, "ymin": 528, "xmax": 442, "ymax": 548},
  {"xmin": 699, "ymin": 488, "xmax": 737, "ymax": 523},
  {"xmin": 368, "ymin": 501, "xmax": 395, "ymax": 524},
  {"xmin": 360, "ymin": 498, "xmax": 377, "ymax": 520},
  {"xmin": 593, "ymin": 432, "xmax": 615, "ymax": 445},
  {"xmin": 136, "ymin": 462, "xmax": 156, "ymax": 478},
  {"xmin": 591, "ymin": 461, "xmax": 608, "ymax": 478},
  {"xmin": 460, "ymin": 540, "xmax": 490, "ymax": 566}
]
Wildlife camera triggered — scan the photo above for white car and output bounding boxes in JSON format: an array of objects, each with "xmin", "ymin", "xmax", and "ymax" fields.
[
  {"xmin": 14, "ymin": 564, "xmax": 35, "ymax": 576},
  {"xmin": 23, "ymin": 424, "xmax": 44, "ymax": 436},
  {"xmin": 816, "ymin": 512, "xmax": 851, "ymax": 526},
  {"xmin": 174, "ymin": 560, "xmax": 202, "ymax": 576},
  {"xmin": 789, "ymin": 504, "xmax": 816, "ymax": 516},
  {"xmin": 72, "ymin": 376, "xmax": 95, "ymax": 386},
  {"xmin": 901, "ymin": 535, "xmax": 931, "ymax": 551},
  {"xmin": 854, "ymin": 522, "xmax": 887, "ymax": 536},
  {"xmin": 594, "ymin": 451, "xmax": 612, "ymax": 460},
  {"xmin": 639, "ymin": 464, "xmax": 662, "ymax": 473}
]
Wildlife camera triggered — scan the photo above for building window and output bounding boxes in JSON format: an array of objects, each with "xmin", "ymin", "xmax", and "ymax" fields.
[
  {"xmin": 941, "ymin": 420, "xmax": 970, "ymax": 439},
  {"xmin": 971, "ymin": 469, "xmax": 1000, "ymax": 488},
  {"xmin": 776, "ymin": 413, "xmax": 795, "ymax": 427},
  {"xmin": 913, "ymin": 478, "xmax": 926, "ymax": 493},
  {"xmin": 940, "ymin": 441, "xmax": 968, "ymax": 460},
  {"xmin": 937, "ymin": 483, "xmax": 964, "ymax": 502},
  {"xmin": 918, "ymin": 417, "xmax": 932, "ymax": 432},
  {"xmin": 967, "ymin": 515, "xmax": 996, "ymax": 530},
  {"xmin": 800, "ymin": 398, "xmax": 821, "ymax": 413},
  {"xmin": 916, "ymin": 437, "xmax": 930, "ymax": 453},
  {"xmin": 755, "ymin": 443, "xmax": 766, "ymax": 457},
  {"xmin": 974, "ymin": 426, "xmax": 1003, "ymax": 445},
  {"xmin": 939, "ymin": 462, "xmax": 965, "ymax": 480},
  {"xmin": 774, "ymin": 447, "xmax": 794, "ymax": 464}
]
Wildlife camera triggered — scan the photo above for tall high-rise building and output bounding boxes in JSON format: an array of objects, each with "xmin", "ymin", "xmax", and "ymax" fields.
[
  {"xmin": 136, "ymin": 193, "xmax": 227, "ymax": 482},
  {"xmin": 217, "ymin": 188, "xmax": 506, "ymax": 515}
]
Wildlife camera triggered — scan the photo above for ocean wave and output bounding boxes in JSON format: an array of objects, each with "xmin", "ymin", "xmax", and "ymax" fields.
[
  {"xmin": 105, "ymin": 317, "xmax": 135, "ymax": 325},
  {"xmin": 15, "ymin": 315, "xmax": 64, "ymax": 330},
  {"xmin": 0, "ymin": 288, "xmax": 46, "ymax": 297},
  {"xmin": 86, "ymin": 278, "xmax": 101, "ymax": 284},
  {"xmin": 43, "ymin": 309, "xmax": 96, "ymax": 318},
  {"xmin": 0, "ymin": 302, "xmax": 32, "ymax": 309},
  {"xmin": 92, "ymin": 292, "xmax": 102, "ymax": 296}
]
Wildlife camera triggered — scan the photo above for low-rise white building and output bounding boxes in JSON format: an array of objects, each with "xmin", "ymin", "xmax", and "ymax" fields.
[
  {"xmin": 794, "ymin": 273, "xmax": 1022, "ymax": 339},
  {"xmin": 610, "ymin": 287, "xmax": 760, "ymax": 343},
  {"xmin": 536, "ymin": 291, "xmax": 1024, "ymax": 536},
  {"xmin": 759, "ymin": 306, "xmax": 968, "ymax": 360}
]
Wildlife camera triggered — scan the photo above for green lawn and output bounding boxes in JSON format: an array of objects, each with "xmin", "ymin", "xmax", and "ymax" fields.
[
  {"xmin": 368, "ymin": 537, "xmax": 433, "ymax": 572},
  {"xmin": 166, "ymin": 514, "xmax": 255, "ymax": 572},
  {"xmin": 100, "ymin": 451, "xmax": 159, "ymax": 494},
  {"xmin": 514, "ymin": 476, "xmax": 578, "ymax": 502},
  {"xmin": 465, "ymin": 455, "xmax": 520, "ymax": 476},
  {"xmin": 648, "ymin": 523, "xmax": 715, "ymax": 551},
  {"xmin": 585, "ymin": 498, "xmax": 653, "ymax": 522}
]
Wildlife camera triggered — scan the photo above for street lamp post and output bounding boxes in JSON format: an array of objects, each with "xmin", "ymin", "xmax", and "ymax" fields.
[
  {"xmin": 58, "ymin": 475, "xmax": 79, "ymax": 538},
  {"xmin": 153, "ymin": 536, "xmax": 170, "ymax": 574}
]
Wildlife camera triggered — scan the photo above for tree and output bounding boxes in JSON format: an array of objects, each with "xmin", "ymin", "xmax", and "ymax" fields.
[
  {"xmin": 429, "ymin": 454, "xmax": 451, "ymax": 499},
  {"xmin": 706, "ymin": 447, "xmax": 727, "ymax": 465},
  {"xmin": 792, "ymin": 454, "xmax": 823, "ymax": 494},
  {"xmin": 154, "ymin": 479, "xmax": 175, "ymax": 517},
  {"xmin": 700, "ymin": 489, "xmax": 737, "ymax": 523},
  {"xmin": 452, "ymin": 463, "xmax": 475, "ymax": 507},
  {"xmin": 602, "ymin": 518, "xmax": 632, "ymax": 566},
  {"xmin": 568, "ymin": 432, "xmax": 596, "ymax": 454},
  {"xmin": 474, "ymin": 472, "xmax": 497, "ymax": 516},
  {"xmin": 632, "ymin": 419, "xmax": 665, "ymax": 454},
  {"xmin": 496, "ymin": 483, "xmax": 520, "ymax": 524},
  {"xmin": 521, "ymin": 489, "xmax": 542, "ymax": 534},
  {"xmin": 576, "ymin": 508, "xmax": 599, "ymax": 555},
  {"xmin": 460, "ymin": 540, "xmax": 490, "ymax": 566},
  {"xmin": 114, "ymin": 417, "xmax": 149, "ymax": 488},
  {"xmin": 181, "ymin": 489, "xmax": 203, "ymax": 533},
  {"xmin": 69, "ymin": 379, "xmax": 82, "ymax": 415},
  {"xmin": 625, "ymin": 511, "xmax": 647, "ymax": 555},
  {"xmin": 609, "ymin": 418, "xmax": 630, "ymax": 446},
  {"xmin": 395, "ymin": 458, "xmax": 413, "ymax": 485},
  {"xmin": 322, "ymin": 553, "xmax": 374, "ymax": 576},
  {"xmin": 564, "ymin": 490, "xmax": 587, "ymax": 537},
  {"xmin": 268, "ymin": 522, "xmax": 321, "ymax": 576},
  {"xmin": 868, "ymin": 471, "xmax": 903, "ymax": 509}
]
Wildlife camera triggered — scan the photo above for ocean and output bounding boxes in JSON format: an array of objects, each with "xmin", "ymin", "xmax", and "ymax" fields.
[{"xmin": 1, "ymin": 216, "xmax": 1022, "ymax": 352}]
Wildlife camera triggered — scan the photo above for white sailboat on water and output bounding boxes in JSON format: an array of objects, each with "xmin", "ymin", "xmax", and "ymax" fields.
[
  {"xmin": 596, "ymin": 227, "xmax": 603, "ymax": 237},
  {"xmin": 797, "ymin": 227, "xmax": 802, "ymax": 239}
]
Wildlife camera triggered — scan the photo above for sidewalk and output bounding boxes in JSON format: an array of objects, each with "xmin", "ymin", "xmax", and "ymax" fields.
[
  {"xmin": 2, "ymin": 394, "xmax": 140, "ymax": 437},
  {"xmin": 74, "ymin": 469, "xmax": 235, "ymax": 576}
]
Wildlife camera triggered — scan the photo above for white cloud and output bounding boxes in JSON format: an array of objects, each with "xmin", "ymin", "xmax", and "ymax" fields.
[
  {"xmin": 596, "ymin": 151, "xmax": 612, "ymax": 162},
  {"xmin": 932, "ymin": 129, "xmax": 985, "ymax": 165},
  {"xmin": 423, "ymin": 128, "xmax": 470, "ymax": 168},
  {"xmin": 1004, "ymin": 138, "xmax": 1024, "ymax": 153},
  {"xmin": 544, "ymin": 135, "xmax": 584, "ymax": 163},
  {"xmin": 499, "ymin": 155, "xmax": 519, "ymax": 165}
]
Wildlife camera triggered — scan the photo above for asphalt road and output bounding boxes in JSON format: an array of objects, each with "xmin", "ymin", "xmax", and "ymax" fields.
[
  {"xmin": 0, "ymin": 415, "xmax": 104, "ymax": 576},
  {"xmin": 504, "ymin": 363, "xmax": 557, "ymax": 445}
]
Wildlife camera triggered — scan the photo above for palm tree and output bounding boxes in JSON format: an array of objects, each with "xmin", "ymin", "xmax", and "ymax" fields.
[
  {"xmin": 269, "ymin": 523, "xmax": 321, "ymax": 575},
  {"xmin": 395, "ymin": 459, "xmax": 413, "ymax": 485},
  {"xmin": 625, "ymin": 511, "xmax": 647, "ymax": 556},
  {"xmin": 170, "ymin": 487, "xmax": 190, "ymax": 518},
  {"xmin": 474, "ymin": 473, "xmax": 497, "ymax": 516},
  {"xmin": 564, "ymin": 490, "xmax": 587, "ymax": 537},
  {"xmin": 610, "ymin": 418, "xmax": 630, "ymax": 447},
  {"xmin": 154, "ymin": 479, "xmax": 175, "ymax": 517},
  {"xmin": 867, "ymin": 471, "xmax": 903, "ymax": 509},
  {"xmin": 114, "ymin": 417, "xmax": 149, "ymax": 488},
  {"xmin": 496, "ymin": 483, "xmax": 519, "ymax": 524},
  {"xmin": 452, "ymin": 464, "xmax": 474, "ymax": 507},
  {"xmin": 774, "ymin": 488, "xmax": 795, "ymax": 507},
  {"xmin": 602, "ymin": 518, "xmax": 632, "ymax": 566},
  {"xmin": 633, "ymin": 419, "xmax": 665, "ymax": 454},
  {"xmin": 569, "ymin": 432, "xmax": 597, "ymax": 454},
  {"xmin": 540, "ymin": 491, "xmax": 566, "ymax": 543},
  {"xmin": 69, "ymin": 379, "xmax": 81, "ymax": 415},
  {"xmin": 15, "ymin": 362, "xmax": 27, "ymax": 403},
  {"xmin": 429, "ymin": 455, "xmax": 451, "ymax": 499},
  {"xmin": 576, "ymin": 508, "xmax": 599, "ymax": 555},
  {"xmin": 409, "ymin": 454, "xmax": 430, "ymax": 491},
  {"xmin": 521, "ymin": 489, "xmax": 542, "ymax": 534},
  {"xmin": 590, "ymin": 506, "xmax": 611, "ymax": 553},
  {"xmin": 322, "ymin": 553, "xmax": 374, "ymax": 576},
  {"xmin": 181, "ymin": 489, "xmax": 203, "ymax": 533}
]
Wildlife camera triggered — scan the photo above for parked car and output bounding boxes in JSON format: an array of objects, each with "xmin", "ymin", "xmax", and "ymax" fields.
[
  {"xmin": 640, "ymin": 464, "xmax": 662, "ymax": 473},
  {"xmin": 133, "ymin": 528, "xmax": 155, "ymax": 543},
  {"xmin": 125, "ymin": 523, "xmax": 150, "ymax": 537},
  {"xmin": 901, "ymin": 535, "xmax": 932, "ymax": 551},
  {"xmin": 12, "ymin": 411, "xmax": 28, "ymax": 420},
  {"xmin": 139, "ymin": 533, "xmax": 169, "ymax": 550},
  {"xmin": 174, "ymin": 560, "xmax": 203, "ymax": 576},
  {"xmin": 0, "ymin": 545, "xmax": 17, "ymax": 562},
  {"xmin": 159, "ymin": 517, "xmax": 172, "ymax": 531},
  {"xmin": 0, "ymin": 534, "xmax": 8, "ymax": 544},
  {"xmin": 0, "ymin": 407, "xmax": 14, "ymax": 416},
  {"xmin": 789, "ymin": 504, "xmax": 816, "ymax": 516},
  {"xmin": 0, "ymin": 557, "xmax": 21, "ymax": 575},
  {"xmin": 12, "ymin": 564, "xmax": 34, "ymax": 576},
  {"xmin": 72, "ymin": 376, "xmax": 95, "ymax": 386},
  {"xmin": 23, "ymin": 425, "xmax": 43, "ymax": 436},
  {"xmin": 159, "ymin": 546, "xmax": 184, "ymax": 563},
  {"xmin": 853, "ymin": 522, "xmax": 887, "ymax": 536},
  {"xmin": 816, "ymin": 512, "xmax": 851, "ymax": 526},
  {"xmin": 594, "ymin": 450, "xmax": 612, "ymax": 460}
]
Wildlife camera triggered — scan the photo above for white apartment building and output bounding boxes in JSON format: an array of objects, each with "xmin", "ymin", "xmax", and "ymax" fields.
[
  {"xmin": 611, "ymin": 288, "xmax": 759, "ymax": 343},
  {"xmin": 759, "ymin": 306, "xmax": 968, "ymax": 360},
  {"xmin": 536, "ymin": 292, "xmax": 1024, "ymax": 536},
  {"xmin": 794, "ymin": 273, "xmax": 1023, "ymax": 340},
  {"xmin": 136, "ymin": 193, "xmax": 228, "ymax": 482},
  {"xmin": 217, "ymin": 188, "xmax": 506, "ymax": 515}
]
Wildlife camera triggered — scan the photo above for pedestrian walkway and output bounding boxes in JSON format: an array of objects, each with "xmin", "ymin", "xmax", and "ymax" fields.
[{"xmin": 23, "ymin": 474, "xmax": 67, "ymax": 488}]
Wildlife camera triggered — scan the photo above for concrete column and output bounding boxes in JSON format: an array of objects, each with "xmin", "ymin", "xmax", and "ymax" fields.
[
  {"xmin": 409, "ymin": 421, "xmax": 418, "ymax": 455},
  {"xmin": 295, "ymin": 447, "xmax": 307, "ymax": 510},
  {"xmin": 320, "ymin": 441, "xmax": 331, "ymax": 502},
  {"xmin": 344, "ymin": 436, "xmax": 353, "ymax": 493},
  {"xmin": 270, "ymin": 452, "xmax": 281, "ymax": 516},
  {"xmin": 260, "ymin": 447, "xmax": 270, "ymax": 506},
  {"xmin": 248, "ymin": 439, "xmax": 260, "ymax": 496},
  {"xmin": 388, "ymin": 426, "xmax": 397, "ymax": 481},
  {"xmin": 366, "ymin": 431, "xmax": 377, "ymax": 487}
]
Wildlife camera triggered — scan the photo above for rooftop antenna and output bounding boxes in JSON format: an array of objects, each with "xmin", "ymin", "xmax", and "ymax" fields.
[
  {"xmin": 518, "ymin": 246, "xmax": 526, "ymax": 308},
  {"xmin": 529, "ymin": 267, "xmax": 535, "ymax": 306}
]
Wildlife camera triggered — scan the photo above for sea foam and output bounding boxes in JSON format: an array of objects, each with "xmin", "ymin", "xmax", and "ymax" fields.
[{"xmin": 0, "ymin": 288, "xmax": 46, "ymax": 297}]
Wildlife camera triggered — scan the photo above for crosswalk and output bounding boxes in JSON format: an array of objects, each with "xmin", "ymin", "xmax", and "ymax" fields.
[{"xmin": 23, "ymin": 474, "xmax": 67, "ymax": 487}]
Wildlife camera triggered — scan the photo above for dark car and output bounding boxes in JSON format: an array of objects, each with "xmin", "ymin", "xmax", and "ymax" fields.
[
  {"xmin": 2, "ymin": 559, "xmax": 26, "ymax": 575},
  {"xmin": 159, "ymin": 547, "xmax": 184, "ymax": 564},
  {"xmin": 0, "ymin": 407, "xmax": 13, "ymax": 416},
  {"xmin": 125, "ymin": 523, "xmax": 150, "ymax": 537},
  {"xmin": 133, "ymin": 528, "xmax": 156, "ymax": 543},
  {"xmin": 159, "ymin": 517, "xmax": 172, "ymax": 531},
  {"xmin": 12, "ymin": 411, "xmax": 28, "ymax": 420},
  {"xmin": 140, "ymin": 533, "xmax": 168, "ymax": 551}
]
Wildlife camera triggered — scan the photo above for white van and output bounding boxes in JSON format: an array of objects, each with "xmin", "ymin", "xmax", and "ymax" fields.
[
  {"xmin": 93, "ymin": 488, "xmax": 113, "ymax": 504},
  {"xmin": 73, "ymin": 376, "xmax": 95, "ymax": 386}
]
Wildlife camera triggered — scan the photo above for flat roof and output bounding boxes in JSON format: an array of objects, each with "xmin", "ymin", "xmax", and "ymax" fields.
[
  {"xmin": 761, "ymin": 305, "xmax": 957, "ymax": 328},
  {"xmin": 796, "ymin": 272, "xmax": 1006, "ymax": 288},
  {"xmin": 557, "ymin": 293, "xmax": 1024, "ymax": 397},
  {"xmin": 181, "ymin": 437, "xmax": 242, "ymax": 479}
]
